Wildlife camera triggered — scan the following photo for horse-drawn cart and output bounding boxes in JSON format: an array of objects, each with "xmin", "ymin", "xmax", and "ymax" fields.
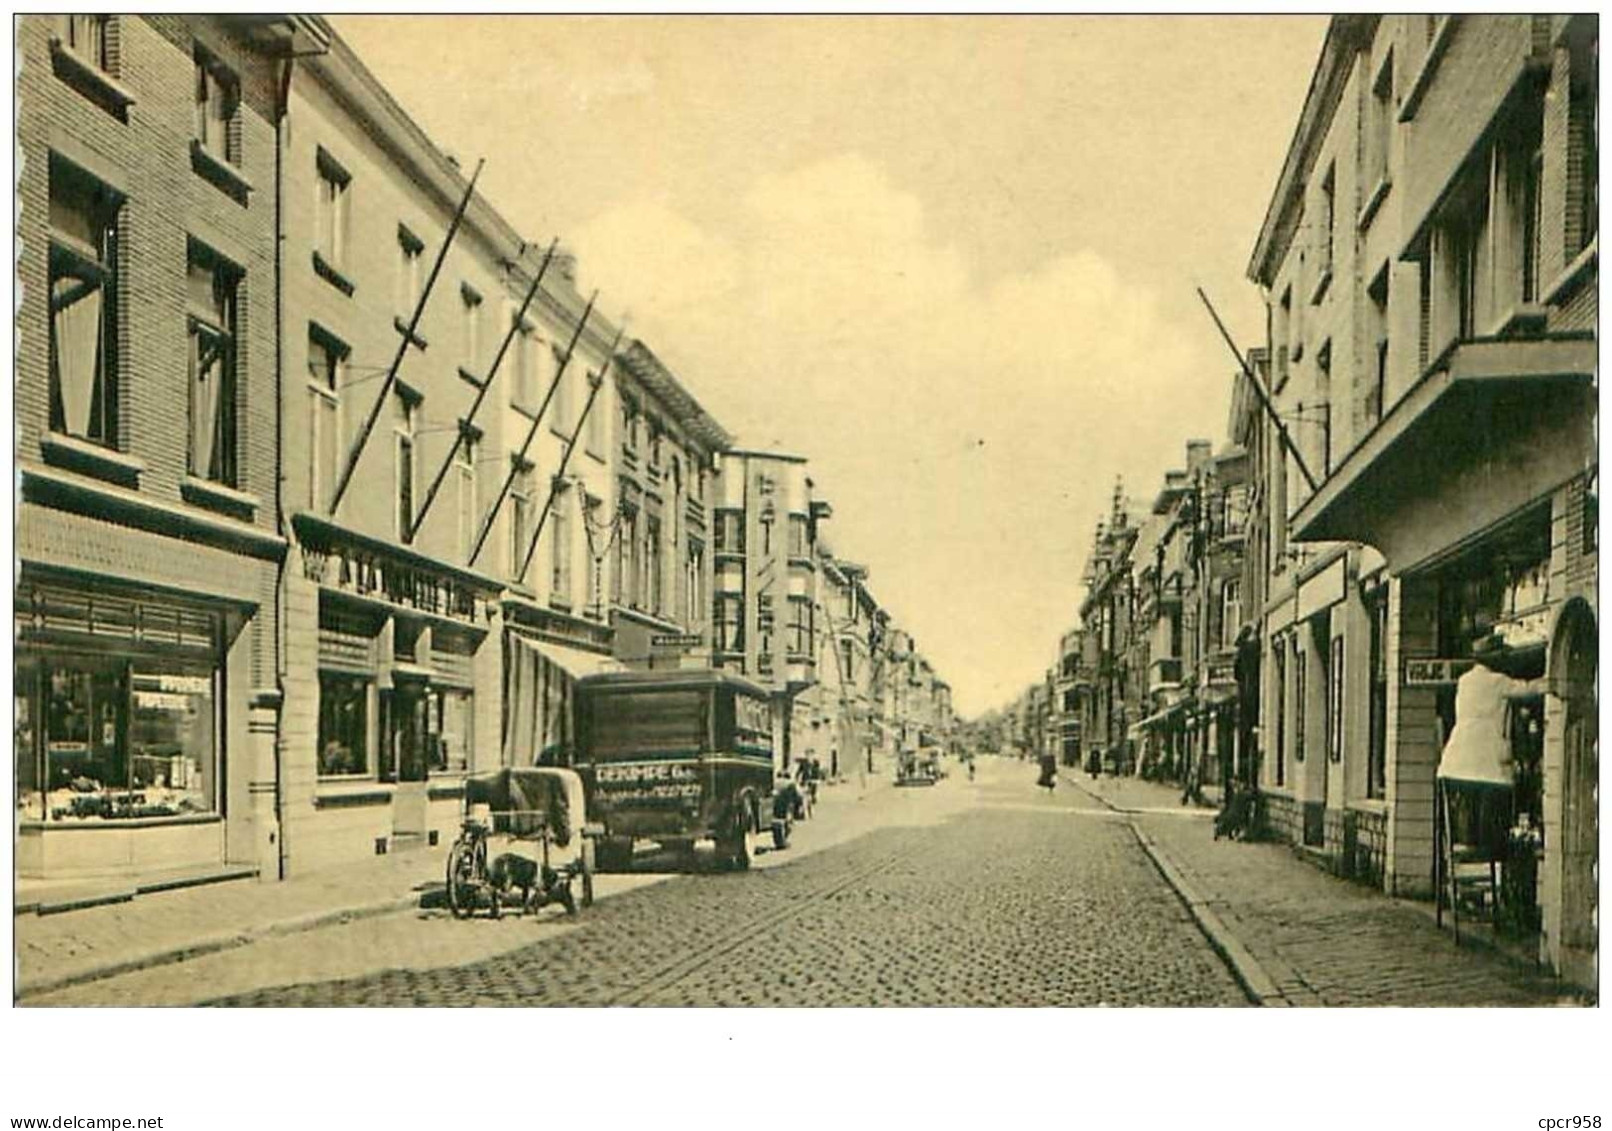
[{"xmin": 445, "ymin": 766, "xmax": 598, "ymax": 919}]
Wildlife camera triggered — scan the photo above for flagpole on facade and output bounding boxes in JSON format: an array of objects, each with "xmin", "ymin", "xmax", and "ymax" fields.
[
  {"xmin": 1195, "ymin": 286, "xmax": 1319, "ymax": 494},
  {"xmin": 516, "ymin": 326, "xmax": 625, "ymax": 584},
  {"xmin": 410, "ymin": 237, "xmax": 560, "ymax": 544},
  {"xmin": 328, "ymin": 159, "xmax": 485, "ymax": 517},
  {"xmin": 468, "ymin": 291, "xmax": 598, "ymax": 570}
]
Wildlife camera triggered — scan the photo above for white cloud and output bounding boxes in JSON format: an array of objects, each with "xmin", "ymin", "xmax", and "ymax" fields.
[{"xmin": 573, "ymin": 154, "xmax": 1228, "ymax": 715}]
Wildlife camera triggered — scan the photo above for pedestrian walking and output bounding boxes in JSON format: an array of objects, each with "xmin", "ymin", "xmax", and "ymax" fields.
[{"xmin": 1036, "ymin": 751, "xmax": 1058, "ymax": 793}]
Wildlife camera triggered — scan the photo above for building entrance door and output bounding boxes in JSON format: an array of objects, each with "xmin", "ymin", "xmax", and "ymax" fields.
[{"xmin": 383, "ymin": 681, "xmax": 432, "ymax": 845}]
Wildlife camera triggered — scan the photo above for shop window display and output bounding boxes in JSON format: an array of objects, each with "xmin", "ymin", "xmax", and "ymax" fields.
[
  {"xmin": 318, "ymin": 672, "xmax": 371, "ymax": 777},
  {"xmin": 14, "ymin": 657, "xmax": 218, "ymax": 822}
]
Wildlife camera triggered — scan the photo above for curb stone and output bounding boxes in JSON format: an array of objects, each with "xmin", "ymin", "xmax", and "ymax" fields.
[
  {"xmin": 1125, "ymin": 822, "xmax": 1290, "ymax": 1008},
  {"xmin": 16, "ymin": 892, "xmax": 420, "ymax": 1002}
]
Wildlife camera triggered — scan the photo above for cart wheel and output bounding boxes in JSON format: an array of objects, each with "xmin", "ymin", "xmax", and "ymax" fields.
[{"xmin": 446, "ymin": 841, "xmax": 476, "ymax": 919}]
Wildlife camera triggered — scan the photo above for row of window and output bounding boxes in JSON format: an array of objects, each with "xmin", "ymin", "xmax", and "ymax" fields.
[
  {"xmin": 55, "ymin": 16, "xmax": 245, "ymax": 177},
  {"xmin": 615, "ymin": 505, "xmax": 707, "ymax": 626},
  {"xmin": 712, "ymin": 594, "xmax": 816, "ymax": 658},
  {"xmin": 48, "ymin": 157, "xmax": 244, "ymax": 487},
  {"xmin": 1266, "ymin": 613, "xmax": 1386, "ymax": 802},
  {"xmin": 312, "ymin": 154, "xmax": 607, "ymax": 452},
  {"xmin": 1272, "ymin": 21, "xmax": 1597, "ymax": 507},
  {"xmin": 620, "ymin": 395, "xmax": 708, "ymax": 500},
  {"xmin": 711, "ymin": 510, "xmax": 811, "ymax": 558},
  {"xmin": 317, "ymin": 673, "xmax": 473, "ymax": 781}
]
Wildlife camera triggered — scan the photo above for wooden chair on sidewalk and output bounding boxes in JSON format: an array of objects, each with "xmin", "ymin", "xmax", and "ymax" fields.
[{"xmin": 1435, "ymin": 778, "xmax": 1511, "ymax": 945}]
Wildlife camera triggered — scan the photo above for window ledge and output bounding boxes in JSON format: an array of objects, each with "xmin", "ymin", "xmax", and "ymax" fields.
[
  {"xmin": 190, "ymin": 139, "xmax": 252, "ymax": 201},
  {"xmin": 312, "ymin": 250, "xmax": 356, "ymax": 297},
  {"xmin": 394, "ymin": 315, "xmax": 428, "ymax": 351},
  {"xmin": 457, "ymin": 365, "xmax": 485, "ymax": 388},
  {"xmin": 550, "ymin": 421, "xmax": 573, "ymax": 442},
  {"xmin": 40, "ymin": 431, "xmax": 144, "ymax": 487},
  {"xmin": 19, "ymin": 811, "xmax": 221, "ymax": 831},
  {"xmin": 1541, "ymin": 237, "xmax": 1597, "ymax": 307},
  {"xmin": 1398, "ymin": 17, "xmax": 1456, "ymax": 122},
  {"xmin": 181, "ymin": 475, "xmax": 261, "ymax": 521},
  {"xmin": 510, "ymin": 400, "xmax": 541, "ymax": 423},
  {"xmin": 1356, "ymin": 176, "xmax": 1391, "ymax": 231},
  {"xmin": 584, "ymin": 445, "xmax": 607, "ymax": 465},
  {"xmin": 50, "ymin": 38, "xmax": 135, "ymax": 117},
  {"xmin": 314, "ymin": 780, "xmax": 394, "ymax": 809}
]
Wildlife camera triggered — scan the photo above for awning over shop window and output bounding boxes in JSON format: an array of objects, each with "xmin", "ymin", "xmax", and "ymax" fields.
[
  {"xmin": 503, "ymin": 635, "xmax": 624, "ymax": 767},
  {"xmin": 1138, "ymin": 699, "xmax": 1192, "ymax": 730}
]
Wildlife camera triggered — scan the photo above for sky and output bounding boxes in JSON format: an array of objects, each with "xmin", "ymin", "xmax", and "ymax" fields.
[{"xmin": 335, "ymin": 15, "xmax": 1329, "ymax": 718}]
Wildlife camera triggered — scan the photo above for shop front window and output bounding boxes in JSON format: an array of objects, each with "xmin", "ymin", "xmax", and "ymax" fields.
[
  {"xmin": 129, "ymin": 666, "xmax": 216, "ymax": 815},
  {"xmin": 318, "ymin": 672, "xmax": 370, "ymax": 777},
  {"xmin": 15, "ymin": 656, "xmax": 219, "ymax": 822}
]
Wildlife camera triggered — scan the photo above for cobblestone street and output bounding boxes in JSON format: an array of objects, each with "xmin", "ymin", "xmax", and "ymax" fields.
[
  {"xmin": 25, "ymin": 759, "xmax": 1583, "ymax": 1008},
  {"xmin": 208, "ymin": 763, "xmax": 1242, "ymax": 1007},
  {"xmin": 30, "ymin": 761, "xmax": 1241, "ymax": 1006}
]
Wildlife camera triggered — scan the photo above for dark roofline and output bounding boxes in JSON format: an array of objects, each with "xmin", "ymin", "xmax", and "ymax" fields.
[{"xmin": 616, "ymin": 339, "xmax": 733, "ymax": 454}]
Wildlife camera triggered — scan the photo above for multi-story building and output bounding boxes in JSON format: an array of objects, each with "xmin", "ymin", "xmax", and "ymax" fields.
[
  {"xmin": 1052, "ymin": 625, "xmax": 1088, "ymax": 767},
  {"xmin": 1078, "ymin": 487, "xmax": 1140, "ymax": 773},
  {"xmin": 277, "ymin": 23, "xmax": 552, "ymax": 872},
  {"xmin": 15, "ymin": 15, "xmax": 294, "ymax": 881},
  {"xmin": 608, "ymin": 340, "xmax": 731, "ymax": 671},
  {"xmin": 1249, "ymin": 15, "xmax": 1596, "ymax": 986},
  {"xmin": 1132, "ymin": 455, "xmax": 1197, "ymax": 783},
  {"xmin": 492, "ymin": 255, "xmax": 625, "ymax": 774},
  {"xmin": 813, "ymin": 552, "xmax": 884, "ymax": 778},
  {"xmin": 1132, "ymin": 437, "xmax": 1251, "ymax": 795},
  {"xmin": 711, "ymin": 449, "xmax": 832, "ymax": 769}
]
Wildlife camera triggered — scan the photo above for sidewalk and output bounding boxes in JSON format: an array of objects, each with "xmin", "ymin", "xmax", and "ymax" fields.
[
  {"xmin": 15, "ymin": 773, "xmax": 910, "ymax": 1002},
  {"xmin": 1063, "ymin": 770, "xmax": 1219, "ymax": 816},
  {"xmin": 15, "ymin": 849, "xmax": 444, "ymax": 1000},
  {"xmin": 1068, "ymin": 774, "xmax": 1585, "ymax": 1006}
]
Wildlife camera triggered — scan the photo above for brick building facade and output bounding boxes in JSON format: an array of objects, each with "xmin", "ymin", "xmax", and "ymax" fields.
[{"xmin": 15, "ymin": 16, "xmax": 290, "ymax": 880}]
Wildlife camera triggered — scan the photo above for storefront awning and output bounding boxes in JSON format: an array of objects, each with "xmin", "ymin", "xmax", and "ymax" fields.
[
  {"xmin": 1138, "ymin": 699, "xmax": 1191, "ymax": 730},
  {"xmin": 516, "ymin": 636, "xmax": 625, "ymax": 679},
  {"xmin": 1290, "ymin": 336, "xmax": 1595, "ymax": 572}
]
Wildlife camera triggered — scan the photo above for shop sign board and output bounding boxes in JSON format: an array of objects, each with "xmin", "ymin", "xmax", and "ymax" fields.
[
  {"xmin": 1402, "ymin": 658, "xmax": 1475, "ymax": 686},
  {"xmin": 651, "ymin": 633, "xmax": 703, "ymax": 649}
]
